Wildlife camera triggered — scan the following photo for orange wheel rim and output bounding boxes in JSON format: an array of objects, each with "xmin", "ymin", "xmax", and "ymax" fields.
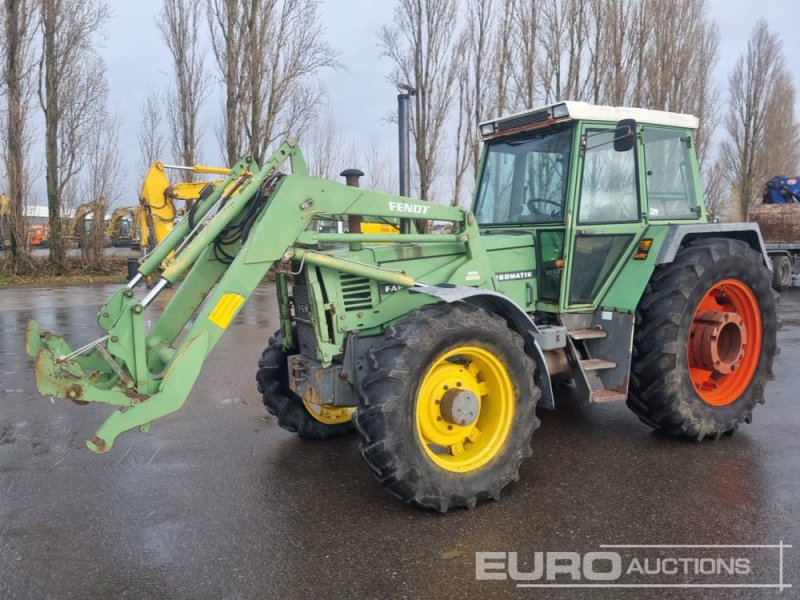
[{"xmin": 687, "ymin": 279, "xmax": 761, "ymax": 406}]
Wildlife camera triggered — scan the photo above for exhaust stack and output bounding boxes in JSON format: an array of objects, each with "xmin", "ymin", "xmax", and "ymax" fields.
[{"xmin": 397, "ymin": 85, "xmax": 416, "ymax": 234}]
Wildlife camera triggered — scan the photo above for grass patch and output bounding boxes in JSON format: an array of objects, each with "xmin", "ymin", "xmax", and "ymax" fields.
[{"xmin": 0, "ymin": 255, "xmax": 133, "ymax": 288}]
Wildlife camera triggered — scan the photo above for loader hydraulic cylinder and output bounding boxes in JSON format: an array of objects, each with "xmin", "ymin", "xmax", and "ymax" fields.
[
  {"xmin": 135, "ymin": 156, "xmax": 255, "ymax": 278},
  {"xmin": 160, "ymin": 141, "xmax": 297, "ymax": 284}
]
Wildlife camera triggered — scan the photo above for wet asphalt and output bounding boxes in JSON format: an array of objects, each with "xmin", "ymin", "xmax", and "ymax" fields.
[{"xmin": 0, "ymin": 282, "xmax": 798, "ymax": 600}]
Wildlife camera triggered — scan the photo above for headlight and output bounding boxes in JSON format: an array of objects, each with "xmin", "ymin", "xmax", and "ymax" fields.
[
  {"xmin": 552, "ymin": 103, "xmax": 569, "ymax": 119},
  {"xmin": 479, "ymin": 122, "xmax": 496, "ymax": 136}
]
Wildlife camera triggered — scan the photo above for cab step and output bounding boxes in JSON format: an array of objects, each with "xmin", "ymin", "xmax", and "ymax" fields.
[
  {"xmin": 568, "ymin": 327, "xmax": 607, "ymax": 340},
  {"xmin": 592, "ymin": 389, "xmax": 627, "ymax": 403},
  {"xmin": 581, "ymin": 358, "xmax": 617, "ymax": 371}
]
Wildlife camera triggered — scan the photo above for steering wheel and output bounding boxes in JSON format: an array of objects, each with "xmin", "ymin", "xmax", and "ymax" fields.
[
  {"xmin": 526, "ymin": 198, "xmax": 562, "ymax": 217},
  {"xmin": 528, "ymin": 198, "xmax": 561, "ymax": 208}
]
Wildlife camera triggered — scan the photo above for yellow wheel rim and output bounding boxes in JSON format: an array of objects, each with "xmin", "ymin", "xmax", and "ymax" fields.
[
  {"xmin": 302, "ymin": 400, "xmax": 355, "ymax": 425},
  {"xmin": 415, "ymin": 345, "xmax": 514, "ymax": 473}
]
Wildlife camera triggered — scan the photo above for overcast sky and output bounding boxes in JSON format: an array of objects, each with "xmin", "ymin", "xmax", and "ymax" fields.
[{"xmin": 94, "ymin": 0, "xmax": 800, "ymax": 205}]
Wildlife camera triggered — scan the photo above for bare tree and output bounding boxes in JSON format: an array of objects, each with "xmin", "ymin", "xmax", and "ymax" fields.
[
  {"xmin": 38, "ymin": 0, "xmax": 110, "ymax": 272},
  {"xmin": 589, "ymin": 0, "xmax": 638, "ymax": 105},
  {"xmin": 380, "ymin": 0, "xmax": 460, "ymax": 200},
  {"xmin": 359, "ymin": 132, "xmax": 394, "ymax": 194},
  {"xmin": 474, "ymin": 0, "xmax": 514, "ymax": 168},
  {"xmin": 207, "ymin": 0, "xmax": 246, "ymax": 165},
  {"xmin": 451, "ymin": 29, "xmax": 472, "ymax": 205},
  {"xmin": 639, "ymin": 0, "xmax": 719, "ymax": 164},
  {"xmin": 452, "ymin": 0, "xmax": 516, "ymax": 205},
  {"xmin": 137, "ymin": 90, "xmax": 167, "ymax": 182},
  {"xmin": 304, "ymin": 110, "xmax": 357, "ymax": 180},
  {"xmin": 1, "ymin": 0, "xmax": 36, "ymax": 272},
  {"xmin": 719, "ymin": 19, "xmax": 789, "ymax": 221},
  {"xmin": 208, "ymin": 0, "xmax": 339, "ymax": 165},
  {"xmin": 249, "ymin": 0, "xmax": 339, "ymax": 162},
  {"xmin": 59, "ymin": 55, "xmax": 109, "ymax": 253},
  {"xmin": 702, "ymin": 159, "xmax": 729, "ymax": 219},
  {"xmin": 538, "ymin": 0, "xmax": 596, "ymax": 103},
  {"xmin": 508, "ymin": 0, "xmax": 537, "ymax": 111},
  {"xmin": 689, "ymin": 24, "xmax": 721, "ymax": 169},
  {"xmin": 80, "ymin": 107, "xmax": 121, "ymax": 269},
  {"xmin": 761, "ymin": 73, "xmax": 800, "ymax": 179},
  {"xmin": 451, "ymin": 0, "xmax": 523, "ymax": 205},
  {"xmin": 158, "ymin": 0, "xmax": 208, "ymax": 174}
]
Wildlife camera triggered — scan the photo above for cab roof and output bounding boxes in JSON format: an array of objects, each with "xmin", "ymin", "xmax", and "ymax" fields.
[{"xmin": 479, "ymin": 101, "xmax": 699, "ymax": 140}]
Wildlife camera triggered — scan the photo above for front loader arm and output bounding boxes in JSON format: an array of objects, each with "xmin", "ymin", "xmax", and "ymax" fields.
[
  {"xmin": 25, "ymin": 149, "xmax": 276, "ymax": 451},
  {"xmin": 25, "ymin": 139, "xmax": 481, "ymax": 452}
]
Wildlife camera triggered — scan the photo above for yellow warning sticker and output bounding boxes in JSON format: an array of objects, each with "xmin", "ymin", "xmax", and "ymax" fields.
[{"xmin": 208, "ymin": 293, "xmax": 245, "ymax": 330}]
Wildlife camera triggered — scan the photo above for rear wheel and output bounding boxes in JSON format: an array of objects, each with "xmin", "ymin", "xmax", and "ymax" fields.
[
  {"xmin": 355, "ymin": 303, "xmax": 540, "ymax": 512},
  {"xmin": 628, "ymin": 239, "xmax": 777, "ymax": 440},
  {"xmin": 771, "ymin": 255, "xmax": 792, "ymax": 291},
  {"xmin": 256, "ymin": 331, "xmax": 354, "ymax": 440}
]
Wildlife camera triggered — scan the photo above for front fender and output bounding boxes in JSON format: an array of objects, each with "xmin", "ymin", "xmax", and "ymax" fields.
[{"xmin": 410, "ymin": 285, "xmax": 555, "ymax": 410}]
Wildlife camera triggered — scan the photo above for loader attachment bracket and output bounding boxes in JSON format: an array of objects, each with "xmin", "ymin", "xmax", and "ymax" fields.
[
  {"xmin": 27, "ymin": 319, "xmax": 144, "ymax": 409},
  {"xmin": 24, "ymin": 319, "xmax": 43, "ymax": 357},
  {"xmin": 26, "ymin": 322, "xmax": 209, "ymax": 452}
]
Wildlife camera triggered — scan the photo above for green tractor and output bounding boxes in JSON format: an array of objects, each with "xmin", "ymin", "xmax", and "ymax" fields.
[{"xmin": 26, "ymin": 101, "xmax": 777, "ymax": 512}]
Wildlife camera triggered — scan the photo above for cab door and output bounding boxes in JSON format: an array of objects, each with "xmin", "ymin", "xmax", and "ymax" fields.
[{"xmin": 563, "ymin": 124, "xmax": 645, "ymax": 310}]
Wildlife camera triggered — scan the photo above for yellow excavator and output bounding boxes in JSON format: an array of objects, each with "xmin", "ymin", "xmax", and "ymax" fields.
[
  {"xmin": 0, "ymin": 194, "xmax": 8, "ymax": 249},
  {"xmin": 105, "ymin": 206, "xmax": 141, "ymax": 248},
  {"xmin": 72, "ymin": 200, "xmax": 103, "ymax": 248},
  {"xmin": 138, "ymin": 162, "xmax": 232, "ymax": 254}
]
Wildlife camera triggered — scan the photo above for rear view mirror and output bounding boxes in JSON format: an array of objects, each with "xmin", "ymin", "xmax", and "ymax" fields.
[{"xmin": 614, "ymin": 119, "xmax": 636, "ymax": 152}]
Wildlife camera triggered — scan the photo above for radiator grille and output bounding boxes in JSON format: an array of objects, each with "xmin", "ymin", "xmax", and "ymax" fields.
[
  {"xmin": 292, "ymin": 273, "xmax": 318, "ymax": 358},
  {"xmin": 340, "ymin": 273, "xmax": 373, "ymax": 311}
]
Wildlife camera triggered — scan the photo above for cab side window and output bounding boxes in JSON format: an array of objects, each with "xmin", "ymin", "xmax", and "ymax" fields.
[
  {"xmin": 643, "ymin": 127, "xmax": 698, "ymax": 219},
  {"xmin": 578, "ymin": 129, "xmax": 639, "ymax": 223}
]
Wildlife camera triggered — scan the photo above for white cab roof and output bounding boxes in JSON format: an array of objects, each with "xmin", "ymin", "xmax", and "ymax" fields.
[
  {"xmin": 563, "ymin": 101, "xmax": 699, "ymax": 129},
  {"xmin": 485, "ymin": 101, "xmax": 699, "ymax": 130}
]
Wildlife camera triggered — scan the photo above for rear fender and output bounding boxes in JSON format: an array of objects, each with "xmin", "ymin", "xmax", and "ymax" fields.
[{"xmin": 656, "ymin": 224, "xmax": 771, "ymax": 270}]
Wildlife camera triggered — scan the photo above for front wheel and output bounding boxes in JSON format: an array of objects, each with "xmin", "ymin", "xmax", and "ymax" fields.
[
  {"xmin": 355, "ymin": 303, "xmax": 540, "ymax": 512},
  {"xmin": 628, "ymin": 239, "xmax": 777, "ymax": 440},
  {"xmin": 256, "ymin": 331, "xmax": 354, "ymax": 440}
]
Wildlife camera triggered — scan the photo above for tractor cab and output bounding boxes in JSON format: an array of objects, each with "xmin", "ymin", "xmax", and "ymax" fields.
[{"xmin": 473, "ymin": 101, "xmax": 705, "ymax": 312}]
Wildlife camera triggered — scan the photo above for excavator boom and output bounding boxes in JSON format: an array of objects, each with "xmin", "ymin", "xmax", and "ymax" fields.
[{"xmin": 138, "ymin": 161, "xmax": 230, "ymax": 252}]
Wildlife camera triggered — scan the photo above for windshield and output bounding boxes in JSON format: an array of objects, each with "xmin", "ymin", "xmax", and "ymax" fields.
[{"xmin": 474, "ymin": 125, "xmax": 573, "ymax": 225}]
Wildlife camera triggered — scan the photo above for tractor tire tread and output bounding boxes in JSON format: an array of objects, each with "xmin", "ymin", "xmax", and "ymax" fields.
[
  {"xmin": 627, "ymin": 238, "xmax": 777, "ymax": 440},
  {"xmin": 256, "ymin": 331, "xmax": 353, "ymax": 440},
  {"xmin": 354, "ymin": 303, "xmax": 540, "ymax": 512}
]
